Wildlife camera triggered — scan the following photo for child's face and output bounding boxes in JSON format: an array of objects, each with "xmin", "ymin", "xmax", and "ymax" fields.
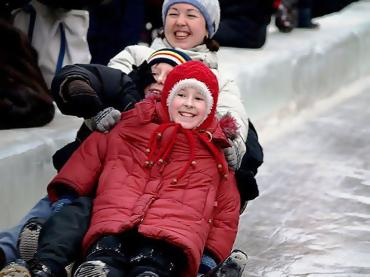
[
  {"xmin": 169, "ymin": 86, "xmax": 207, "ymax": 129},
  {"xmin": 164, "ymin": 3, "xmax": 208, "ymax": 50},
  {"xmin": 144, "ymin": 63, "xmax": 174, "ymax": 97}
]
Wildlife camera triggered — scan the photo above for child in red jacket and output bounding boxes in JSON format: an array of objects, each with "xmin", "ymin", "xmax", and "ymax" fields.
[{"xmin": 45, "ymin": 61, "xmax": 240, "ymax": 277}]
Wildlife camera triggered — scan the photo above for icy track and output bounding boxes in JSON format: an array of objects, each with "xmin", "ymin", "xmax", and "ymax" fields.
[{"xmin": 236, "ymin": 76, "xmax": 370, "ymax": 276}]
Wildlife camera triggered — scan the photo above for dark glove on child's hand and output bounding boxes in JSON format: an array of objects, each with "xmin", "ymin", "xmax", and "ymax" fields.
[
  {"xmin": 66, "ymin": 79, "xmax": 96, "ymax": 98},
  {"xmin": 62, "ymin": 79, "xmax": 104, "ymax": 118},
  {"xmin": 128, "ymin": 61, "xmax": 156, "ymax": 96}
]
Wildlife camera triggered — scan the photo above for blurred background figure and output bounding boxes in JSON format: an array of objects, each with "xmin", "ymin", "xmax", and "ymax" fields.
[
  {"xmin": 275, "ymin": 0, "xmax": 318, "ymax": 32},
  {"xmin": 297, "ymin": 0, "xmax": 319, "ymax": 28},
  {"xmin": 11, "ymin": 0, "xmax": 96, "ymax": 87},
  {"xmin": 311, "ymin": 0, "xmax": 359, "ymax": 17},
  {"xmin": 274, "ymin": 0, "xmax": 296, "ymax": 33},
  {"xmin": 0, "ymin": 18, "xmax": 55, "ymax": 129},
  {"xmin": 275, "ymin": 0, "xmax": 359, "ymax": 33},
  {"xmin": 213, "ymin": 0, "xmax": 275, "ymax": 48},
  {"xmin": 142, "ymin": 0, "xmax": 163, "ymax": 44},
  {"xmin": 87, "ymin": 0, "xmax": 145, "ymax": 65}
]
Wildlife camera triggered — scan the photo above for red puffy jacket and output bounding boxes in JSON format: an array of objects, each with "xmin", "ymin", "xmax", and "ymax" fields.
[{"xmin": 48, "ymin": 100, "xmax": 240, "ymax": 276}]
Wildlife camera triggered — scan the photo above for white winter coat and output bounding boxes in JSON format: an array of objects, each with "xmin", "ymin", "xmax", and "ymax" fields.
[
  {"xmin": 13, "ymin": 0, "xmax": 91, "ymax": 88},
  {"xmin": 108, "ymin": 37, "xmax": 249, "ymax": 160}
]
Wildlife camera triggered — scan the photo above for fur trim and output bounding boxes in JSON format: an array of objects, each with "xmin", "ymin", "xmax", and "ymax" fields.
[{"xmin": 219, "ymin": 113, "xmax": 239, "ymax": 140}]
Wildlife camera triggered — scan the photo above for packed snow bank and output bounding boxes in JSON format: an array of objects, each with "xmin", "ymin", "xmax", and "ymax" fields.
[
  {"xmin": 1, "ymin": 1, "xmax": 370, "ymax": 228},
  {"xmin": 218, "ymin": 0, "xmax": 370, "ymax": 124},
  {"xmin": 0, "ymin": 110, "xmax": 82, "ymax": 228}
]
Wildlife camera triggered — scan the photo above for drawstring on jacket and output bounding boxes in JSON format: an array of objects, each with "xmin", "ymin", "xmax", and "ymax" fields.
[{"xmin": 144, "ymin": 123, "xmax": 229, "ymax": 183}]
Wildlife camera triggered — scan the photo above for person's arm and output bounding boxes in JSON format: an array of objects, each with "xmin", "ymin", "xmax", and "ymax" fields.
[
  {"xmin": 108, "ymin": 44, "xmax": 154, "ymax": 74},
  {"xmin": 205, "ymin": 172, "xmax": 240, "ymax": 263},
  {"xmin": 48, "ymin": 130, "xmax": 108, "ymax": 202},
  {"xmin": 51, "ymin": 64, "xmax": 141, "ymax": 118},
  {"xmin": 217, "ymin": 75, "xmax": 249, "ymax": 168},
  {"xmin": 235, "ymin": 119, "xmax": 264, "ymax": 213}
]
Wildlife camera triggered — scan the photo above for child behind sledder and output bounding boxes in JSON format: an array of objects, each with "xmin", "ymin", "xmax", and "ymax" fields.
[{"xmin": 42, "ymin": 61, "xmax": 240, "ymax": 277}]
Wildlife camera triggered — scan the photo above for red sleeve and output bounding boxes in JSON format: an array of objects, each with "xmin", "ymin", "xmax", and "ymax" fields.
[
  {"xmin": 205, "ymin": 172, "xmax": 241, "ymax": 262},
  {"xmin": 48, "ymin": 131, "xmax": 108, "ymax": 202}
]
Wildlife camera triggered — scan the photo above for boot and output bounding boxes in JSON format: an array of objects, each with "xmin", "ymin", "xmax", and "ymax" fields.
[
  {"xmin": 28, "ymin": 259, "xmax": 57, "ymax": 277},
  {"xmin": 135, "ymin": 271, "xmax": 160, "ymax": 277},
  {"xmin": 297, "ymin": 8, "xmax": 319, "ymax": 29},
  {"xmin": 0, "ymin": 259, "xmax": 31, "ymax": 277},
  {"xmin": 17, "ymin": 217, "xmax": 46, "ymax": 263},
  {"xmin": 202, "ymin": 249, "xmax": 248, "ymax": 277}
]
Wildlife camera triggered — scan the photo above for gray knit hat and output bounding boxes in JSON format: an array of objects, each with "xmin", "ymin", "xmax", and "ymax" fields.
[{"xmin": 162, "ymin": 0, "xmax": 221, "ymax": 38}]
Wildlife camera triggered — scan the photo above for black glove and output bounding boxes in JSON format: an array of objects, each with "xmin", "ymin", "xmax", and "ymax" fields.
[
  {"xmin": 128, "ymin": 61, "xmax": 156, "ymax": 96},
  {"xmin": 60, "ymin": 79, "xmax": 104, "ymax": 118}
]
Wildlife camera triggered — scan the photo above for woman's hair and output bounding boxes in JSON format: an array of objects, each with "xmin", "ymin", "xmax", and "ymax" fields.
[
  {"xmin": 158, "ymin": 29, "xmax": 220, "ymax": 52},
  {"xmin": 204, "ymin": 36, "xmax": 220, "ymax": 52}
]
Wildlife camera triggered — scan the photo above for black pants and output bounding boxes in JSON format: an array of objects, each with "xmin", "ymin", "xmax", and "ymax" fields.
[
  {"xmin": 214, "ymin": 18, "xmax": 268, "ymax": 48},
  {"xmin": 298, "ymin": 0, "xmax": 313, "ymax": 9},
  {"xmin": 75, "ymin": 232, "xmax": 186, "ymax": 277},
  {"xmin": 34, "ymin": 197, "xmax": 92, "ymax": 276}
]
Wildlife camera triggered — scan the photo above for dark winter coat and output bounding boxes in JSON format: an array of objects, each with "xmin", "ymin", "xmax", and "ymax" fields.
[
  {"xmin": 51, "ymin": 63, "xmax": 144, "ymax": 119},
  {"xmin": 51, "ymin": 63, "xmax": 149, "ymax": 170},
  {"xmin": 214, "ymin": 0, "xmax": 275, "ymax": 48},
  {"xmin": 0, "ymin": 86, "xmax": 55, "ymax": 129},
  {"xmin": 48, "ymin": 100, "xmax": 240, "ymax": 277},
  {"xmin": 0, "ymin": 19, "xmax": 55, "ymax": 129}
]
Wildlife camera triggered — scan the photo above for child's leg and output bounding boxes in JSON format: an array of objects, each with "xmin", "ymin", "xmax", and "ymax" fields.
[
  {"xmin": 198, "ymin": 251, "xmax": 218, "ymax": 276},
  {"xmin": 29, "ymin": 197, "xmax": 92, "ymax": 276},
  {"xmin": 0, "ymin": 196, "xmax": 52, "ymax": 267},
  {"xmin": 17, "ymin": 196, "xmax": 76, "ymax": 264},
  {"xmin": 74, "ymin": 235, "xmax": 129, "ymax": 277},
  {"xmin": 127, "ymin": 236, "xmax": 186, "ymax": 277}
]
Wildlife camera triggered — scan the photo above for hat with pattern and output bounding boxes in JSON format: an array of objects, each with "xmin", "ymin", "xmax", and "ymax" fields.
[{"xmin": 147, "ymin": 48, "xmax": 192, "ymax": 67}]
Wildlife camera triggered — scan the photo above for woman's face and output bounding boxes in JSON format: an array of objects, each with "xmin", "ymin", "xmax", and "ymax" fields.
[
  {"xmin": 164, "ymin": 3, "xmax": 208, "ymax": 50},
  {"xmin": 144, "ymin": 63, "xmax": 174, "ymax": 97}
]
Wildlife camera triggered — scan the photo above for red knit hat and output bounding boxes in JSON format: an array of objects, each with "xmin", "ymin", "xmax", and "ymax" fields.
[{"xmin": 160, "ymin": 60, "xmax": 219, "ymax": 130}]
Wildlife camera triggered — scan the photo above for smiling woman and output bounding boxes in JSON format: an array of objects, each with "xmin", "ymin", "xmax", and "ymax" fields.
[{"xmin": 164, "ymin": 3, "xmax": 209, "ymax": 50}]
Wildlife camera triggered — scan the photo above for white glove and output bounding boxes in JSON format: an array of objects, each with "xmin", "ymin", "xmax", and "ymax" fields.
[
  {"xmin": 88, "ymin": 107, "xmax": 121, "ymax": 133},
  {"xmin": 223, "ymin": 140, "xmax": 242, "ymax": 170}
]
